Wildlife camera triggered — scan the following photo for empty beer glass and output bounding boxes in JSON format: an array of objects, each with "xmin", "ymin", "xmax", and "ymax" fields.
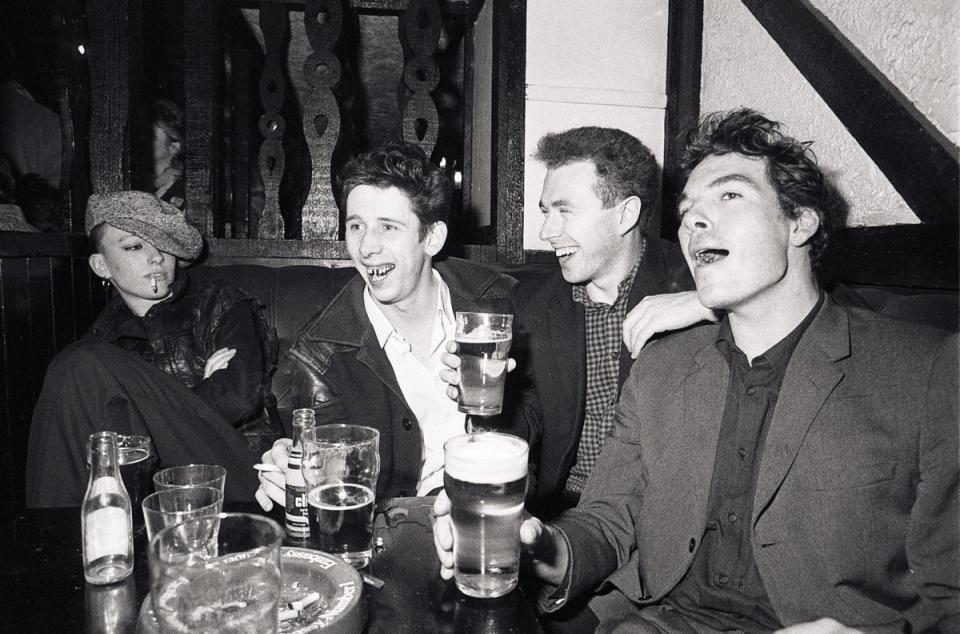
[
  {"xmin": 455, "ymin": 312, "xmax": 513, "ymax": 416},
  {"xmin": 153, "ymin": 464, "xmax": 226, "ymax": 499},
  {"xmin": 149, "ymin": 512, "xmax": 283, "ymax": 633},
  {"xmin": 142, "ymin": 486, "xmax": 223, "ymax": 542},
  {"xmin": 301, "ymin": 425, "xmax": 380, "ymax": 567},
  {"xmin": 444, "ymin": 432, "xmax": 528, "ymax": 598}
]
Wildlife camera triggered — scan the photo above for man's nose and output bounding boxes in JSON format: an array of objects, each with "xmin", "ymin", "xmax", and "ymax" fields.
[
  {"xmin": 539, "ymin": 211, "xmax": 562, "ymax": 241},
  {"xmin": 359, "ymin": 230, "xmax": 381, "ymax": 256}
]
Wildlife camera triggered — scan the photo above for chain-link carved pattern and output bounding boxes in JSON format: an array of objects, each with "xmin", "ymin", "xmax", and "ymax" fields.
[
  {"xmin": 398, "ymin": 0, "xmax": 441, "ymax": 155},
  {"xmin": 301, "ymin": 0, "xmax": 343, "ymax": 240},
  {"xmin": 256, "ymin": 2, "xmax": 288, "ymax": 239}
]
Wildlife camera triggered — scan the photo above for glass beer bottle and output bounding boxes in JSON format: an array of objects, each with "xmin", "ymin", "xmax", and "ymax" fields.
[
  {"xmin": 285, "ymin": 408, "xmax": 316, "ymax": 541},
  {"xmin": 82, "ymin": 431, "xmax": 134, "ymax": 584}
]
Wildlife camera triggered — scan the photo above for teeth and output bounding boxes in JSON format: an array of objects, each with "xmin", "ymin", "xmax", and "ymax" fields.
[
  {"xmin": 555, "ymin": 246, "xmax": 578, "ymax": 258},
  {"xmin": 367, "ymin": 265, "xmax": 394, "ymax": 279},
  {"xmin": 694, "ymin": 248, "xmax": 728, "ymax": 265}
]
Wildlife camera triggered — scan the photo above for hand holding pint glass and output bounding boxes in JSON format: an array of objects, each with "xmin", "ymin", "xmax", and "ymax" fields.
[
  {"xmin": 301, "ymin": 425, "xmax": 380, "ymax": 567},
  {"xmin": 442, "ymin": 432, "xmax": 528, "ymax": 598},
  {"xmin": 454, "ymin": 312, "xmax": 513, "ymax": 416}
]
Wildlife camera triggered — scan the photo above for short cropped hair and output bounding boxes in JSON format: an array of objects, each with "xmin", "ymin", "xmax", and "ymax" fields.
[
  {"xmin": 679, "ymin": 109, "xmax": 848, "ymax": 270},
  {"xmin": 337, "ymin": 141, "xmax": 451, "ymax": 240},
  {"xmin": 534, "ymin": 127, "xmax": 661, "ymax": 228}
]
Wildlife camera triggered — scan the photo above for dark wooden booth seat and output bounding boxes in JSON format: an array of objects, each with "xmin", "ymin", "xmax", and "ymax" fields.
[{"xmin": 2, "ymin": 239, "xmax": 958, "ymax": 513}]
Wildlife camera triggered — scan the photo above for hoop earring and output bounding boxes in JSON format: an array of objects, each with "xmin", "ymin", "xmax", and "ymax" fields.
[{"xmin": 100, "ymin": 278, "xmax": 112, "ymax": 289}]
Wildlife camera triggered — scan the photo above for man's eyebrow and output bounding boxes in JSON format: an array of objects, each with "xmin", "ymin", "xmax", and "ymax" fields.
[
  {"xmin": 707, "ymin": 173, "xmax": 760, "ymax": 189},
  {"xmin": 679, "ymin": 172, "xmax": 760, "ymax": 204},
  {"xmin": 345, "ymin": 213, "xmax": 407, "ymax": 226},
  {"xmin": 539, "ymin": 197, "xmax": 570, "ymax": 209}
]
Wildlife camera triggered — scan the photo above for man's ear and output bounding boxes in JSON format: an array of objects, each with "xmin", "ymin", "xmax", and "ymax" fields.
[
  {"xmin": 88, "ymin": 253, "xmax": 111, "ymax": 280},
  {"xmin": 617, "ymin": 196, "xmax": 644, "ymax": 236},
  {"xmin": 424, "ymin": 221, "xmax": 448, "ymax": 256},
  {"xmin": 790, "ymin": 207, "xmax": 821, "ymax": 247}
]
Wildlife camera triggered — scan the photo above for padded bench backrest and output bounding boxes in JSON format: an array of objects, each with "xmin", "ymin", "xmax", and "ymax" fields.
[{"xmin": 188, "ymin": 264, "xmax": 357, "ymax": 354}]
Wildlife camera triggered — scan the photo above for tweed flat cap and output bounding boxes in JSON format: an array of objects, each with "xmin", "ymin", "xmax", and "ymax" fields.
[{"xmin": 86, "ymin": 191, "xmax": 202, "ymax": 261}]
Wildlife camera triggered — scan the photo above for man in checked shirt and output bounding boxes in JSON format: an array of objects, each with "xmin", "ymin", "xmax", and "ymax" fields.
[{"xmin": 444, "ymin": 126, "xmax": 711, "ymax": 519}]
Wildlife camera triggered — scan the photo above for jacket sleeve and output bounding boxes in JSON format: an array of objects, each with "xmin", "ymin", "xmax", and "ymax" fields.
[
  {"xmin": 192, "ymin": 300, "xmax": 270, "ymax": 425},
  {"xmin": 548, "ymin": 362, "xmax": 650, "ymax": 603},
  {"xmin": 905, "ymin": 332, "xmax": 959, "ymax": 632},
  {"xmin": 271, "ymin": 345, "xmax": 352, "ymax": 436}
]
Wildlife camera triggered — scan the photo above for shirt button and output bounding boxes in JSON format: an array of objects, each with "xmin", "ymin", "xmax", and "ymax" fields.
[
  {"xmin": 688, "ymin": 538, "xmax": 696, "ymax": 552},
  {"xmin": 610, "ymin": 351, "xmax": 619, "ymax": 360},
  {"xmin": 401, "ymin": 417, "xmax": 412, "ymax": 430},
  {"xmin": 727, "ymin": 512, "xmax": 738, "ymax": 523},
  {"xmin": 738, "ymin": 447, "xmax": 747, "ymax": 457},
  {"xmin": 746, "ymin": 386, "xmax": 756, "ymax": 396},
  {"xmin": 718, "ymin": 574, "xmax": 729, "ymax": 585}
]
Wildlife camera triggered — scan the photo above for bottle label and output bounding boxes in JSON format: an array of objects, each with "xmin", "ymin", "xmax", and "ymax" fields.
[
  {"xmin": 84, "ymin": 507, "xmax": 129, "ymax": 561},
  {"xmin": 285, "ymin": 461, "xmax": 309, "ymax": 539}
]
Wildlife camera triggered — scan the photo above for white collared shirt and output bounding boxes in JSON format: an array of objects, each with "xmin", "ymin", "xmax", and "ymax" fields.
[{"xmin": 363, "ymin": 271, "xmax": 466, "ymax": 495}]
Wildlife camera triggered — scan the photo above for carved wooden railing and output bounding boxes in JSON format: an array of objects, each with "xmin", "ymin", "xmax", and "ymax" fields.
[{"xmin": 83, "ymin": 0, "xmax": 526, "ymax": 266}]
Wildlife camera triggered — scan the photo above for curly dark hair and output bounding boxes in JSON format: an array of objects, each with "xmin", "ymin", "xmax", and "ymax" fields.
[
  {"xmin": 337, "ymin": 141, "xmax": 451, "ymax": 240},
  {"xmin": 679, "ymin": 109, "xmax": 848, "ymax": 270},
  {"xmin": 534, "ymin": 127, "xmax": 660, "ymax": 231}
]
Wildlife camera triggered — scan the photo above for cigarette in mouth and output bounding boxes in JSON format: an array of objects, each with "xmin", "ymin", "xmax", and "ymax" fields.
[{"xmin": 150, "ymin": 275, "xmax": 159, "ymax": 294}]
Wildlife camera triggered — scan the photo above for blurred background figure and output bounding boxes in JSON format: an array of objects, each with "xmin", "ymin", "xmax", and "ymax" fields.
[
  {"xmin": 15, "ymin": 172, "xmax": 63, "ymax": 232},
  {"xmin": 150, "ymin": 97, "xmax": 186, "ymax": 209},
  {"xmin": 0, "ymin": 35, "xmax": 61, "ymax": 190},
  {"xmin": 0, "ymin": 151, "xmax": 38, "ymax": 231}
]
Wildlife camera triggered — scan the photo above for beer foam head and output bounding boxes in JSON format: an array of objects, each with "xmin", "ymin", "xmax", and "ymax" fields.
[{"xmin": 444, "ymin": 433, "xmax": 528, "ymax": 483}]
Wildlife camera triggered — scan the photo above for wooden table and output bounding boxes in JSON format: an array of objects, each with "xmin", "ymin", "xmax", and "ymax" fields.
[{"xmin": 0, "ymin": 497, "xmax": 542, "ymax": 633}]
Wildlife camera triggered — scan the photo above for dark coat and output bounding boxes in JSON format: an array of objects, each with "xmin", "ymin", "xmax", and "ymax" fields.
[
  {"xmin": 552, "ymin": 299, "xmax": 959, "ymax": 632},
  {"xmin": 509, "ymin": 237, "xmax": 693, "ymax": 514},
  {"xmin": 272, "ymin": 257, "xmax": 516, "ymax": 499}
]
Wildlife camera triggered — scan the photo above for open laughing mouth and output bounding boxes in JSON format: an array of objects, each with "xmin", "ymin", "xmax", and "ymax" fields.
[
  {"xmin": 694, "ymin": 248, "xmax": 729, "ymax": 265},
  {"xmin": 366, "ymin": 264, "xmax": 395, "ymax": 282},
  {"xmin": 554, "ymin": 246, "xmax": 578, "ymax": 261}
]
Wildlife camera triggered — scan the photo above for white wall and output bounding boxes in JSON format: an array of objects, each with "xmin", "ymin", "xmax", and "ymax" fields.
[
  {"xmin": 700, "ymin": 0, "xmax": 959, "ymax": 227},
  {"xmin": 523, "ymin": 0, "xmax": 670, "ymax": 250}
]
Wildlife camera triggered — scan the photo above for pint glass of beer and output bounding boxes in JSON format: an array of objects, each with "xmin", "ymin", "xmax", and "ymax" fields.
[
  {"xmin": 443, "ymin": 432, "xmax": 528, "ymax": 598},
  {"xmin": 301, "ymin": 425, "xmax": 380, "ymax": 567},
  {"xmin": 455, "ymin": 312, "xmax": 513, "ymax": 416}
]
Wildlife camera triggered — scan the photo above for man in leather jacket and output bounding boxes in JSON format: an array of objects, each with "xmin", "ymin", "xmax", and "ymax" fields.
[
  {"xmin": 256, "ymin": 142, "xmax": 515, "ymax": 505},
  {"xmin": 26, "ymin": 191, "xmax": 277, "ymax": 506}
]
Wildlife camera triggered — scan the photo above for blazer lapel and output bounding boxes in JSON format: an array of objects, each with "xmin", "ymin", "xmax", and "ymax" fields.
[
  {"xmin": 547, "ymin": 281, "xmax": 585, "ymax": 418},
  {"xmin": 676, "ymin": 340, "xmax": 730, "ymax": 511},
  {"xmin": 754, "ymin": 301, "xmax": 850, "ymax": 520}
]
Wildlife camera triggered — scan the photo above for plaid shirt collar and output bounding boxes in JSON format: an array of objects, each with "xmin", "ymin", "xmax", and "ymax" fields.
[{"xmin": 571, "ymin": 258, "xmax": 642, "ymax": 310}]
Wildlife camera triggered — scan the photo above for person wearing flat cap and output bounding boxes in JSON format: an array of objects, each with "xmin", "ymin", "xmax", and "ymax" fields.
[{"xmin": 25, "ymin": 191, "xmax": 281, "ymax": 506}]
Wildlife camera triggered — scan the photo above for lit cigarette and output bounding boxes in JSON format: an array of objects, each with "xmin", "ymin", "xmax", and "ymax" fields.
[
  {"xmin": 279, "ymin": 609, "xmax": 299, "ymax": 622},
  {"xmin": 150, "ymin": 275, "xmax": 159, "ymax": 294},
  {"xmin": 253, "ymin": 463, "xmax": 283, "ymax": 473},
  {"xmin": 291, "ymin": 591, "xmax": 321, "ymax": 611}
]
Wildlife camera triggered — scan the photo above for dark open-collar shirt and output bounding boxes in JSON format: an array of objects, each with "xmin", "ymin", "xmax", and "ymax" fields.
[{"xmin": 665, "ymin": 293, "xmax": 824, "ymax": 632}]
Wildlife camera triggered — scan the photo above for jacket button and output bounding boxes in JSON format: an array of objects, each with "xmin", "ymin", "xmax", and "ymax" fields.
[
  {"xmin": 402, "ymin": 417, "xmax": 412, "ymax": 431},
  {"xmin": 688, "ymin": 538, "xmax": 696, "ymax": 552}
]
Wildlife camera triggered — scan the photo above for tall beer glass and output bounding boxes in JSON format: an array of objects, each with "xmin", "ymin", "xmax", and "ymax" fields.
[
  {"xmin": 455, "ymin": 312, "xmax": 513, "ymax": 416},
  {"xmin": 301, "ymin": 425, "xmax": 380, "ymax": 567},
  {"xmin": 443, "ymin": 432, "xmax": 528, "ymax": 598}
]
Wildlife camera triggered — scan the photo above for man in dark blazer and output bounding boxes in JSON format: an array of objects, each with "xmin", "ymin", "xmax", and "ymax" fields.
[{"xmin": 435, "ymin": 110, "xmax": 958, "ymax": 632}]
